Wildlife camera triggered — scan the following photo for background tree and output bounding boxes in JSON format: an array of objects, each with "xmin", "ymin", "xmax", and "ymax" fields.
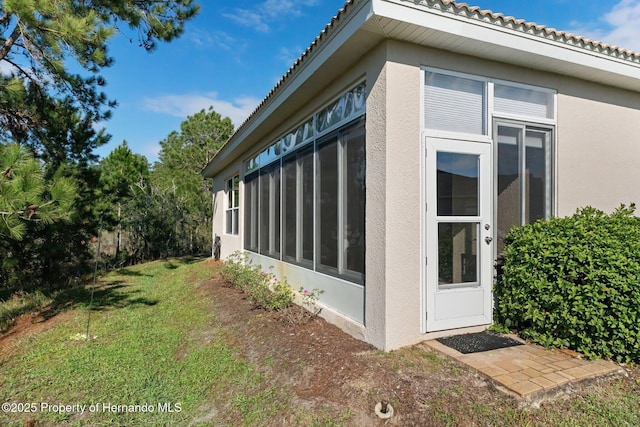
[
  {"xmin": 99, "ymin": 141, "xmax": 149, "ymax": 260},
  {"xmin": 0, "ymin": 143, "xmax": 75, "ymax": 290},
  {"xmin": 152, "ymin": 107, "xmax": 234, "ymax": 255},
  {"xmin": 0, "ymin": 143, "xmax": 75, "ymax": 240},
  {"xmin": 0, "ymin": 0, "xmax": 199, "ymax": 132},
  {"xmin": 0, "ymin": 1, "xmax": 199, "ymax": 292}
]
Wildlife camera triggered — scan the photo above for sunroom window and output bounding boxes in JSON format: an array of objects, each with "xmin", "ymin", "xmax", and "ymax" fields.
[
  {"xmin": 424, "ymin": 71, "xmax": 486, "ymax": 135},
  {"xmin": 241, "ymin": 82, "xmax": 366, "ymax": 286},
  {"xmin": 316, "ymin": 121, "xmax": 365, "ymax": 283},
  {"xmin": 496, "ymin": 122, "xmax": 553, "ymax": 253}
]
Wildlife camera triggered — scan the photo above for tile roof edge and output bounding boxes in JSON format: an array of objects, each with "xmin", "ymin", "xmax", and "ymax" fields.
[
  {"xmin": 425, "ymin": 0, "xmax": 640, "ymax": 62},
  {"xmin": 211, "ymin": 0, "xmax": 639, "ymax": 169}
]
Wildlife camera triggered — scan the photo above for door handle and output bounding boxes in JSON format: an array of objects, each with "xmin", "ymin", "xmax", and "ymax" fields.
[{"xmin": 484, "ymin": 236, "xmax": 493, "ymax": 244}]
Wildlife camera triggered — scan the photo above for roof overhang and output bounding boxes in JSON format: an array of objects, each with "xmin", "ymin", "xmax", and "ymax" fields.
[
  {"xmin": 203, "ymin": 0, "xmax": 640, "ymax": 178},
  {"xmin": 373, "ymin": 0, "xmax": 640, "ymax": 91}
]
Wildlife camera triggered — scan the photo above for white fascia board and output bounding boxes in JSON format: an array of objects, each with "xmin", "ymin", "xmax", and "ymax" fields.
[
  {"xmin": 204, "ymin": 1, "xmax": 374, "ymax": 178},
  {"xmin": 374, "ymin": 0, "xmax": 640, "ymax": 83}
]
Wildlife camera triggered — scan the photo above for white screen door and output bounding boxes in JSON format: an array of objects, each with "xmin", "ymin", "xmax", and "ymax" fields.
[{"xmin": 426, "ymin": 138, "xmax": 493, "ymax": 331}]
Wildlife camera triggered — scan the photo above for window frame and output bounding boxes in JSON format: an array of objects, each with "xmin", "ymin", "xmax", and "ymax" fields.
[
  {"xmin": 282, "ymin": 147, "xmax": 314, "ymax": 269},
  {"xmin": 424, "ymin": 68, "xmax": 489, "ymax": 138},
  {"xmin": 225, "ymin": 174, "xmax": 240, "ymax": 235},
  {"xmin": 422, "ymin": 67, "xmax": 557, "ymax": 141},
  {"xmin": 258, "ymin": 161, "xmax": 281, "ymax": 258},
  {"xmin": 421, "ymin": 66, "xmax": 558, "ymax": 260},
  {"xmin": 242, "ymin": 116, "xmax": 366, "ymax": 287},
  {"xmin": 493, "ymin": 119, "xmax": 555, "ymax": 255},
  {"xmin": 315, "ymin": 118, "xmax": 366, "ymax": 285}
]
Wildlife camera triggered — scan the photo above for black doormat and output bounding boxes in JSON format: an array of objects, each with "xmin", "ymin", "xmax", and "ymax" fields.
[{"xmin": 436, "ymin": 331, "xmax": 524, "ymax": 354}]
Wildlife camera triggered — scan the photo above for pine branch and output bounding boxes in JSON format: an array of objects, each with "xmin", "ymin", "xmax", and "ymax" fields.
[{"xmin": 0, "ymin": 18, "xmax": 20, "ymax": 61}]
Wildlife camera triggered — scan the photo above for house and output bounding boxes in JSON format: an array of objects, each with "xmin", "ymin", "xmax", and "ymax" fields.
[{"xmin": 202, "ymin": 0, "xmax": 640, "ymax": 350}]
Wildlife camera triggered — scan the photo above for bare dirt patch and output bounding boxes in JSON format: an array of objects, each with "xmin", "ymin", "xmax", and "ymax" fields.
[
  {"xmin": 0, "ymin": 308, "xmax": 74, "ymax": 360},
  {"xmin": 196, "ymin": 271, "xmax": 522, "ymax": 426}
]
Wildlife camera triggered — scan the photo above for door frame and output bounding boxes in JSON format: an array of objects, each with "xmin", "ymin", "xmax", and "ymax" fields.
[{"xmin": 424, "ymin": 136, "xmax": 494, "ymax": 332}]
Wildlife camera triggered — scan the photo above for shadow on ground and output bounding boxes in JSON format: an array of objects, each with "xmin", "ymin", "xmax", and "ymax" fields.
[
  {"xmin": 37, "ymin": 283, "xmax": 159, "ymax": 321},
  {"xmin": 0, "ymin": 257, "xmax": 205, "ymax": 334}
]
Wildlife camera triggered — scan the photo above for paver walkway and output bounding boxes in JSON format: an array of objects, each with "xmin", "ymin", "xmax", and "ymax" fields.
[{"xmin": 424, "ymin": 335, "xmax": 626, "ymax": 406}]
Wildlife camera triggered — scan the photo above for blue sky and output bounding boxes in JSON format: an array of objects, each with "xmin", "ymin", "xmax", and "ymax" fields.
[{"xmin": 96, "ymin": 0, "xmax": 640, "ymax": 163}]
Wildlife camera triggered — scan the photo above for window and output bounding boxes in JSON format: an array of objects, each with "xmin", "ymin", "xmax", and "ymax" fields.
[
  {"xmin": 496, "ymin": 122, "xmax": 553, "ymax": 253},
  {"xmin": 343, "ymin": 125, "xmax": 366, "ymax": 276},
  {"xmin": 424, "ymin": 71, "xmax": 486, "ymax": 135},
  {"xmin": 243, "ymin": 119, "xmax": 366, "ymax": 285},
  {"xmin": 317, "ymin": 120, "xmax": 366, "ymax": 283},
  {"xmin": 283, "ymin": 148, "xmax": 314, "ymax": 266},
  {"xmin": 317, "ymin": 136, "xmax": 339, "ymax": 270},
  {"xmin": 244, "ymin": 172, "xmax": 258, "ymax": 251},
  {"xmin": 494, "ymin": 84, "xmax": 554, "ymax": 120},
  {"xmin": 259, "ymin": 162, "xmax": 281, "ymax": 258},
  {"xmin": 241, "ymin": 82, "xmax": 366, "ymax": 286},
  {"xmin": 225, "ymin": 175, "xmax": 239, "ymax": 235}
]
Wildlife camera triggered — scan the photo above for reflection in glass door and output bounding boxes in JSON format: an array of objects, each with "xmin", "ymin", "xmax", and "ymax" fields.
[
  {"xmin": 436, "ymin": 151, "xmax": 480, "ymax": 288},
  {"xmin": 495, "ymin": 122, "xmax": 552, "ymax": 254}
]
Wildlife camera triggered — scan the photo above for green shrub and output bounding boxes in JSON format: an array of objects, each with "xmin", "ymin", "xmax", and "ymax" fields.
[
  {"xmin": 220, "ymin": 252, "xmax": 293, "ymax": 311},
  {"xmin": 495, "ymin": 204, "xmax": 640, "ymax": 362}
]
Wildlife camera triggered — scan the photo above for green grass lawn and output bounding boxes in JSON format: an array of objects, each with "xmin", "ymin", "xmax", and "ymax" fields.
[{"xmin": 0, "ymin": 259, "xmax": 294, "ymax": 427}]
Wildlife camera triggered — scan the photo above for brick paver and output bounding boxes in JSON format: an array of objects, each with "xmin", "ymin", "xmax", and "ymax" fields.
[{"xmin": 423, "ymin": 335, "xmax": 625, "ymax": 405}]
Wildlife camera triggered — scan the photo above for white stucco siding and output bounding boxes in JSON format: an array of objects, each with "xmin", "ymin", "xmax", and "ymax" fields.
[
  {"xmin": 361, "ymin": 41, "xmax": 389, "ymax": 349},
  {"xmin": 382, "ymin": 48, "xmax": 424, "ymax": 350},
  {"xmin": 556, "ymin": 80, "xmax": 640, "ymax": 217}
]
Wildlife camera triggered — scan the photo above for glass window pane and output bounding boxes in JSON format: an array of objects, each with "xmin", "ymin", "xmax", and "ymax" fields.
[
  {"xmin": 301, "ymin": 149, "xmax": 314, "ymax": 263},
  {"xmin": 244, "ymin": 173, "xmax": 258, "ymax": 251},
  {"xmin": 438, "ymin": 222, "xmax": 478, "ymax": 286},
  {"xmin": 317, "ymin": 138, "xmax": 338, "ymax": 269},
  {"xmin": 272, "ymin": 165, "xmax": 281, "ymax": 255},
  {"xmin": 344, "ymin": 126, "xmax": 365, "ymax": 275},
  {"xmin": 233, "ymin": 176, "xmax": 239, "ymax": 208},
  {"xmin": 437, "ymin": 152, "xmax": 479, "ymax": 216},
  {"xmin": 283, "ymin": 156, "xmax": 297, "ymax": 259},
  {"xmin": 424, "ymin": 72, "xmax": 486, "ymax": 135},
  {"xmin": 525, "ymin": 130, "xmax": 547, "ymax": 223},
  {"xmin": 497, "ymin": 125, "xmax": 522, "ymax": 254},
  {"xmin": 259, "ymin": 168, "xmax": 270, "ymax": 254},
  {"xmin": 226, "ymin": 210, "xmax": 232, "ymax": 235},
  {"xmin": 494, "ymin": 84, "xmax": 554, "ymax": 119},
  {"xmin": 232, "ymin": 209, "xmax": 239, "ymax": 235}
]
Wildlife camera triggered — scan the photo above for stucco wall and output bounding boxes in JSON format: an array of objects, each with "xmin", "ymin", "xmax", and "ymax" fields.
[
  {"xmin": 380, "ymin": 46, "xmax": 423, "ymax": 350},
  {"xmin": 378, "ymin": 40, "xmax": 640, "ymax": 349},
  {"xmin": 555, "ymin": 81, "xmax": 640, "ymax": 216}
]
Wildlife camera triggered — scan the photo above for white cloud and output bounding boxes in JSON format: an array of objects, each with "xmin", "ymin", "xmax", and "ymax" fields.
[
  {"xmin": 142, "ymin": 92, "xmax": 261, "ymax": 128},
  {"xmin": 189, "ymin": 29, "xmax": 238, "ymax": 51},
  {"xmin": 570, "ymin": 0, "xmax": 640, "ymax": 52},
  {"xmin": 223, "ymin": 0, "xmax": 320, "ymax": 33}
]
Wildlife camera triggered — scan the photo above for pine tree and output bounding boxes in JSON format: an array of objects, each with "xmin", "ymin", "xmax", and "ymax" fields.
[
  {"xmin": 0, "ymin": 0, "xmax": 199, "ymax": 132},
  {"xmin": 0, "ymin": 143, "xmax": 75, "ymax": 241}
]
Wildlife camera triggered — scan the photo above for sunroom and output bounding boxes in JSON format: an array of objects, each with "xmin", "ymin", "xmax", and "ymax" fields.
[{"xmin": 203, "ymin": 0, "xmax": 640, "ymax": 350}]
